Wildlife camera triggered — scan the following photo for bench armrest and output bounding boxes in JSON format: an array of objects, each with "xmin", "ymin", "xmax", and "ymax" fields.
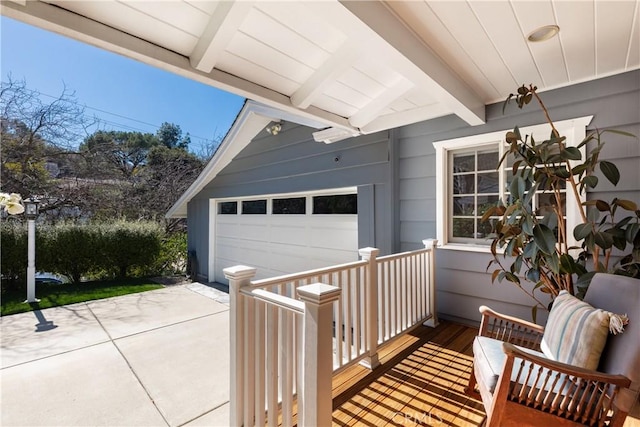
[
  {"xmin": 503, "ymin": 343, "xmax": 631, "ymax": 388},
  {"xmin": 493, "ymin": 342, "xmax": 631, "ymax": 426}
]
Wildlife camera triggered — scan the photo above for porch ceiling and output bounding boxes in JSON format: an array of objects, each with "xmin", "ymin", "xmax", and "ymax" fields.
[{"xmin": 2, "ymin": 1, "xmax": 638, "ymax": 137}]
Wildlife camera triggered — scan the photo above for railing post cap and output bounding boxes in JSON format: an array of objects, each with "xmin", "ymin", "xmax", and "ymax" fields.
[
  {"xmin": 422, "ymin": 239, "xmax": 438, "ymax": 249},
  {"xmin": 297, "ymin": 283, "xmax": 341, "ymax": 305},
  {"xmin": 223, "ymin": 265, "xmax": 257, "ymax": 280},
  {"xmin": 358, "ymin": 247, "xmax": 380, "ymax": 258}
]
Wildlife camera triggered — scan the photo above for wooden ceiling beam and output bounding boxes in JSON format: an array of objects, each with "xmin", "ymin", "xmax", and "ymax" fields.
[
  {"xmin": 340, "ymin": 0, "xmax": 485, "ymax": 126},
  {"xmin": 360, "ymin": 104, "xmax": 450, "ymax": 134},
  {"xmin": 290, "ymin": 43, "xmax": 358, "ymax": 109},
  {"xmin": 189, "ymin": 1, "xmax": 253, "ymax": 73},
  {"xmin": 349, "ymin": 78, "xmax": 413, "ymax": 128}
]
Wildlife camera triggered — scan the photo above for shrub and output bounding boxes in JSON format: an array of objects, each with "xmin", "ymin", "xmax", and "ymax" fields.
[
  {"xmin": 2, "ymin": 220, "xmax": 166, "ymax": 287},
  {"xmin": 99, "ymin": 221, "xmax": 163, "ymax": 278},
  {"xmin": 154, "ymin": 232, "xmax": 187, "ymax": 275},
  {"xmin": 41, "ymin": 222, "xmax": 102, "ymax": 283},
  {"xmin": 0, "ymin": 220, "xmax": 27, "ymax": 292}
]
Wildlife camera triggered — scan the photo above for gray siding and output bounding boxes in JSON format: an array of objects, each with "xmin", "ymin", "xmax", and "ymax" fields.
[
  {"xmin": 186, "ymin": 198, "xmax": 210, "ymax": 282},
  {"xmin": 396, "ymin": 70, "xmax": 640, "ymax": 325},
  {"xmin": 185, "ymin": 71, "xmax": 638, "ymax": 324},
  {"xmin": 187, "ymin": 123, "xmax": 394, "ymax": 279}
]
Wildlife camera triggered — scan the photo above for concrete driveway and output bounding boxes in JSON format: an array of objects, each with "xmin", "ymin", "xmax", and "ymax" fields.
[{"xmin": 1, "ymin": 283, "xmax": 231, "ymax": 427}]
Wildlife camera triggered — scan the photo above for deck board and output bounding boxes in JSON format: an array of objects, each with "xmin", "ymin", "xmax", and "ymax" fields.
[{"xmin": 332, "ymin": 321, "xmax": 485, "ymax": 426}]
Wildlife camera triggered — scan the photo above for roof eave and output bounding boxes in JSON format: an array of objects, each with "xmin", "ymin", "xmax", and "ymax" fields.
[{"xmin": 165, "ymin": 100, "xmax": 329, "ymax": 219}]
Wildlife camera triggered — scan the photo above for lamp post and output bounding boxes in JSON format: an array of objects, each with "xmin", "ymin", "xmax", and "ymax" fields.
[{"xmin": 24, "ymin": 199, "xmax": 39, "ymax": 303}]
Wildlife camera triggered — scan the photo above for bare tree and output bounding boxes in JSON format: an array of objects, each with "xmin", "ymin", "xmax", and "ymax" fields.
[{"xmin": 1, "ymin": 76, "xmax": 96, "ymax": 204}]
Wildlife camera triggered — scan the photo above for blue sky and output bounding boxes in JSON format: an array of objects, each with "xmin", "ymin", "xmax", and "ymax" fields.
[{"xmin": 0, "ymin": 16, "xmax": 245, "ymax": 155}]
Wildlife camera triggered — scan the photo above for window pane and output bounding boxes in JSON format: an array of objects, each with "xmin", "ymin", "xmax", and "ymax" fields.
[
  {"xmin": 448, "ymin": 144, "xmax": 499, "ymax": 246},
  {"xmin": 536, "ymin": 193, "xmax": 566, "ymax": 216},
  {"xmin": 453, "ymin": 196, "xmax": 475, "ymax": 215},
  {"xmin": 478, "ymin": 151, "xmax": 499, "ymax": 171},
  {"xmin": 242, "ymin": 200, "xmax": 267, "ymax": 214},
  {"xmin": 219, "ymin": 201, "xmax": 237, "ymax": 215},
  {"xmin": 478, "ymin": 172, "xmax": 499, "ymax": 193},
  {"xmin": 313, "ymin": 194, "xmax": 357, "ymax": 214},
  {"xmin": 536, "ymin": 169, "xmax": 567, "ymax": 189},
  {"xmin": 273, "ymin": 197, "xmax": 306, "ymax": 214},
  {"xmin": 453, "ymin": 174, "xmax": 475, "ymax": 194},
  {"xmin": 452, "ymin": 218, "xmax": 474, "ymax": 238},
  {"xmin": 478, "ymin": 195, "xmax": 499, "ymax": 215},
  {"xmin": 505, "ymin": 170, "xmax": 533, "ymax": 191},
  {"xmin": 453, "ymin": 154, "xmax": 474, "ymax": 173},
  {"xmin": 477, "ymin": 219, "xmax": 495, "ymax": 239}
]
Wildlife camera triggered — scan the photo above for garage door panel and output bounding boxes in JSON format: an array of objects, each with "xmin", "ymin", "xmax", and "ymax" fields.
[
  {"xmin": 306, "ymin": 247, "xmax": 358, "ymax": 266},
  {"xmin": 216, "ymin": 222, "xmax": 241, "ymax": 238},
  {"xmin": 268, "ymin": 225, "xmax": 309, "ymax": 246},
  {"xmin": 216, "ymin": 237, "xmax": 269, "ymax": 258},
  {"xmin": 267, "ymin": 246, "xmax": 311, "ymax": 273},
  {"xmin": 309, "ymin": 230, "xmax": 358, "ymax": 251}
]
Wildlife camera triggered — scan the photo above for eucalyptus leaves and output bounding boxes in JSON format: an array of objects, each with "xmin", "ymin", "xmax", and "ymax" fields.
[{"xmin": 484, "ymin": 84, "xmax": 639, "ymax": 319}]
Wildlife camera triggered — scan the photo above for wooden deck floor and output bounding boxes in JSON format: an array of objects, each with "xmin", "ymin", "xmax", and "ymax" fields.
[
  {"xmin": 330, "ymin": 320, "xmax": 640, "ymax": 427},
  {"xmin": 332, "ymin": 321, "xmax": 484, "ymax": 426}
]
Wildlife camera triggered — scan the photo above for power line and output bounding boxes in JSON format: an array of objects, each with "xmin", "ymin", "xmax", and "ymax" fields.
[
  {"xmin": 1, "ymin": 82, "xmax": 226, "ymax": 148},
  {"xmin": 39, "ymin": 90, "xmax": 222, "ymax": 145}
]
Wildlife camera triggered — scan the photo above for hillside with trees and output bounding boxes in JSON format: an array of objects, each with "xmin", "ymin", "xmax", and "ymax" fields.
[{"xmin": 1, "ymin": 77, "xmax": 212, "ymax": 231}]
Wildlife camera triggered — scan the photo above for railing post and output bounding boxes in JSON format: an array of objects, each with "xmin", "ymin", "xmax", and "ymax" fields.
[
  {"xmin": 422, "ymin": 239, "xmax": 439, "ymax": 328},
  {"xmin": 224, "ymin": 265, "xmax": 257, "ymax": 427},
  {"xmin": 297, "ymin": 283, "xmax": 341, "ymax": 427},
  {"xmin": 359, "ymin": 247, "xmax": 380, "ymax": 370}
]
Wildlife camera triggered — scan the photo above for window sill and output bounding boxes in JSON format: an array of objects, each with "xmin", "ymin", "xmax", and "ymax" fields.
[{"xmin": 439, "ymin": 243, "xmax": 503, "ymax": 254}]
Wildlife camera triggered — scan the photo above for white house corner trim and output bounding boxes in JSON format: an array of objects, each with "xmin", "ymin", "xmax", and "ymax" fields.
[{"xmin": 208, "ymin": 198, "xmax": 217, "ymax": 283}]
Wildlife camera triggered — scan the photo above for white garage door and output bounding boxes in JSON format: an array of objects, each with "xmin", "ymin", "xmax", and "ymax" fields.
[{"xmin": 213, "ymin": 189, "xmax": 359, "ymax": 284}]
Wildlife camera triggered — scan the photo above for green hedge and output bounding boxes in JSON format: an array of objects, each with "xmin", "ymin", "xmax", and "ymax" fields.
[
  {"xmin": 154, "ymin": 232, "xmax": 187, "ymax": 275},
  {"xmin": 1, "ymin": 221, "xmax": 184, "ymax": 286},
  {"xmin": 0, "ymin": 221, "xmax": 28, "ymax": 290},
  {"xmin": 99, "ymin": 221, "xmax": 163, "ymax": 278},
  {"xmin": 38, "ymin": 222, "xmax": 103, "ymax": 283}
]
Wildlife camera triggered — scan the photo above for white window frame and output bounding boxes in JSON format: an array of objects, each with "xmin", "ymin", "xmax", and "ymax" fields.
[{"xmin": 433, "ymin": 116, "xmax": 593, "ymax": 253}]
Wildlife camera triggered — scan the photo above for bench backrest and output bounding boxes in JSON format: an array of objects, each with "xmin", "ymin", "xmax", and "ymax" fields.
[{"xmin": 583, "ymin": 273, "xmax": 640, "ymax": 412}]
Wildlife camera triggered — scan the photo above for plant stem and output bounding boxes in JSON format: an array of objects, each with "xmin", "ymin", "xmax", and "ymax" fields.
[
  {"xmin": 494, "ymin": 255, "xmax": 550, "ymax": 309},
  {"xmin": 531, "ymin": 87, "xmax": 588, "ymax": 225}
]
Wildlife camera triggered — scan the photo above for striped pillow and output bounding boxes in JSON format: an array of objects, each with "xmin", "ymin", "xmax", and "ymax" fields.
[{"xmin": 541, "ymin": 291, "xmax": 611, "ymax": 370}]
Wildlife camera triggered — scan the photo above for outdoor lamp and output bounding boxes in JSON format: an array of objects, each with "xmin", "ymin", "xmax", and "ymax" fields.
[
  {"xmin": 24, "ymin": 199, "xmax": 39, "ymax": 219},
  {"xmin": 24, "ymin": 198, "xmax": 40, "ymax": 303}
]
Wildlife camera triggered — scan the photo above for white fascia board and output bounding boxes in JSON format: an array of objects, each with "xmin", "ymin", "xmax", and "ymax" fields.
[{"xmin": 165, "ymin": 101, "xmax": 328, "ymax": 218}]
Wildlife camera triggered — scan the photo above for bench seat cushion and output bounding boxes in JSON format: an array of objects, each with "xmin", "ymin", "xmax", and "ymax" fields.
[{"xmin": 473, "ymin": 335, "xmax": 565, "ymax": 394}]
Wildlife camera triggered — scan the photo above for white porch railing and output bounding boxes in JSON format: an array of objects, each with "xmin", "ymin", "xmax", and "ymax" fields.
[{"xmin": 226, "ymin": 239, "xmax": 437, "ymax": 426}]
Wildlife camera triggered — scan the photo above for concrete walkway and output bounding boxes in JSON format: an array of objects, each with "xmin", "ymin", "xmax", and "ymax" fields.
[{"xmin": 1, "ymin": 283, "xmax": 231, "ymax": 427}]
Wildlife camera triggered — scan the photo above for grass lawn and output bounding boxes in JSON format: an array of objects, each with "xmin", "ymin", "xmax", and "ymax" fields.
[{"xmin": 1, "ymin": 278, "xmax": 164, "ymax": 316}]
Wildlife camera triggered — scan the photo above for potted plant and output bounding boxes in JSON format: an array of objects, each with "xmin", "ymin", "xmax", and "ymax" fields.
[{"xmin": 483, "ymin": 84, "xmax": 639, "ymax": 320}]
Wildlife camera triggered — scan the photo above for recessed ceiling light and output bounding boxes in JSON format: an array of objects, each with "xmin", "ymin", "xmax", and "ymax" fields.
[{"xmin": 527, "ymin": 25, "xmax": 560, "ymax": 42}]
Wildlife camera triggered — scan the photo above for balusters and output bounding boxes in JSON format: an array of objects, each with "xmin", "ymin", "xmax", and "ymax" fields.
[
  {"xmin": 266, "ymin": 305, "xmax": 278, "ymax": 427},
  {"xmin": 227, "ymin": 243, "xmax": 438, "ymax": 425}
]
